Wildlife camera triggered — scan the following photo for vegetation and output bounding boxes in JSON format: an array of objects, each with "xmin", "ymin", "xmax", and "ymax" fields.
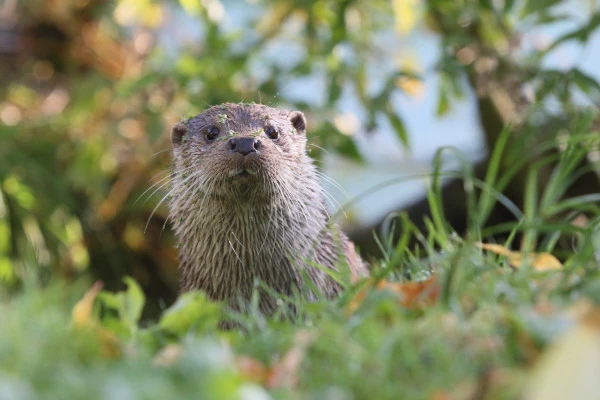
[{"xmin": 1, "ymin": 0, "xmax": 599, "ymax": 398}]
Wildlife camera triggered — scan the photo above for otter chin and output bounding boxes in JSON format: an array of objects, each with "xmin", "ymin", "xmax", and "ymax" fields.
[
  {"xmin": 228, "ymin": 168, "xmax": 253, "ymax": 178},
  {"xmin": 168, "ymin": 102, "xmax": 368, "ymax": 314}
]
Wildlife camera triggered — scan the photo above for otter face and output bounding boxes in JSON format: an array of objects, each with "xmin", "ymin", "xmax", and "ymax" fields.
[{"xmin": 170, "ymin": 103, "xmax": 309, "ymax": 198}]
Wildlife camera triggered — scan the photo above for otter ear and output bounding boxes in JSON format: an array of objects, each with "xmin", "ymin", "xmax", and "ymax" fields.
[
  {"xmin": 289, "ymin": 111, "xmax": 306, "ymax": 134},
  {"xmin": 171, "ymin": 121, "xmax": 188, "ymax": 146}
]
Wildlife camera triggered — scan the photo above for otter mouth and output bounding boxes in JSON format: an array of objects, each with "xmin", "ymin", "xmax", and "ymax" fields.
[{"xmin": 228, "ymin": 168, "xmax": 255, "ymax": 178}]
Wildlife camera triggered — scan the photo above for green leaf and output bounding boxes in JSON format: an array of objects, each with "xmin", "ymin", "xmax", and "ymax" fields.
[
  {"xmin": 98, "ymin": 277, "xmax": 145, "ymax": 336},
  {"xmin": 521, "ymin": 0, "xmax": 561, "ymax": 18},
  {"xmin": 334, "ymin": 134, "xmax": 363, "ymax": 162},
  {"xmin": 159, "ymin": 291, "xmax": 221, "ymax": 336},
  {"xmin": 436, "ymin": 89, "xmax": 450, "ymax": 117},
  {"xmin": 116, "ymin": 72, "xmax": 157, "ymax": 98},
  {"xmin": 503, "ymin": 0, "xmax": 516, "ymax": 13},
  {"xmin": 533, "ymin": 12, "xmax": 571, "ymax": 25},
  {"xmin": 543, "ymin": 13, "xmax": 600, "ymax": 54},
  {"xmin": 571, "ymin": 68, "xmax": 600, "ymax": 103},
  {"xmin": 386, "ymin": 103, "xmax": 410, "ymax": 147},
  {"xmin": 120, "ymin": 277, "xmax": 145, "ymax": 328},
  {"xmin": 327, "ymin": 75, "xmax": 343, "ymax": 104}
]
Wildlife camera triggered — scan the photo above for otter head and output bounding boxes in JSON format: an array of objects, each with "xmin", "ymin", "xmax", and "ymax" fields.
[{"xmin": 170, "ymin": 103, "xmax": 309, "ymax": 199}]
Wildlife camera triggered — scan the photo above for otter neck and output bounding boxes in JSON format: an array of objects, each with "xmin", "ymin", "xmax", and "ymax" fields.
[{"xmin": 171, "ymin": 177, "xmax": 330, "ymax": 299}]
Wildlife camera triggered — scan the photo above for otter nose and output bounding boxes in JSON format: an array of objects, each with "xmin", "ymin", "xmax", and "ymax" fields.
[{"xmin": 228, "ymin": 137, "xmax": 262, "ymax": 156}]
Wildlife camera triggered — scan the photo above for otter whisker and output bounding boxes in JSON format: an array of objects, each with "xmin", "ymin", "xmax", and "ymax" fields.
[
  {"xmin": 144, "ymin": 188, "xmax": 174, "ymax": 234},
  {"xmin": 196, "ymin": 176, "xmax": 217, "ymax": 213},
  {"xmin": 230, "ymin": 230, "xmax": 245, "ymax": 249},
  {"xmin": 140, "ymin": 176, "xmax": 174, "ymax": 205},
  {"xmin": 151, "ymin": 148, "xmax": 171, "ymax": 158},
  {"xmin": 175, "ymin": 176, "xmax": 216, "ymax": 230},
  {"xmin": 145, "ymin": 169, "xmax": 203, "ymax": 233},
  {"xmin": 257, "ymin": 176, "xmax": 277, "ymax": 257},
  {"xmin": 160, "ymin": 170, "xmax": 203, "ymax": 237},
  {"xmin": 315, "ymin": 170, "xmax": 349, "ymax": 198},
  {"xmin": 136, "ymin": 165, "xmax": 197, "ymax": 205},
  {"xmin": 307, "ymin": 143, "xmax": 330, "ymax": 155},
  {"xmin": 320, "ymin": 184, "xmax": 346, "ymax": 218},
  {"xmin": 135, "ymin": 174, "xmax": 171, "ymax": 205},
  {"xmin": 228, "ymin": 239, "xmax": 243, "ymax": 266}
]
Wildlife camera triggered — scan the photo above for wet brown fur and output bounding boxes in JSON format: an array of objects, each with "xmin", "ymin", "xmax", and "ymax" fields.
[{"xmin": 168, "ymin": 103, "xmax": 367, "ymax": 314}]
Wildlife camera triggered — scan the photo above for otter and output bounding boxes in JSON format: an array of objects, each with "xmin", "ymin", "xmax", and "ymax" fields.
[{"xmin": 168, "ymin": 103, "xmax": 367, "ymax": 314}]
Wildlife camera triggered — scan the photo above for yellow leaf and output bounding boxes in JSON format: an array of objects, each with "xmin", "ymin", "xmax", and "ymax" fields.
[
  {"xmin": 525, "ymin": 310, "xmax": 600, "ymax": 400},
  {"xmin": 392, "ymin": 0, "xmax": 421, "ymax": 35},
  {"xmin": 477, "ymin": 243, "xmax": 562, "ymax": 271},
  {"xmin": 179, "ymin": 0, "xmax": 203, "ymax": 16},
  {"xmin": 72, "ymin": 281, "xmax": 103, "ymax": 327},
  {"xmin": 394, "ymin": 55, "xmax": 425, "ymax": 98},
  {"xmin": 72, "ymin": 282, "xmax": 122, "ymax": 358},
  {"xmin": 395, "ymin": 76, "xmax": 425, "ymax": 98}
]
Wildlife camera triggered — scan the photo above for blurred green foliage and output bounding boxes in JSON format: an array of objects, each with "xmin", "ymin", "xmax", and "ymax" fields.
[{"xmin": 1, "ymin": 0, "xmax": 599, "ymax": 309}]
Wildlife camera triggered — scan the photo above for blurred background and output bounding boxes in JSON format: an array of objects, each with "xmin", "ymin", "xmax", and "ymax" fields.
[{"xmin": 1, "ymin": 0, "xmax": 599, "ymax": 314}]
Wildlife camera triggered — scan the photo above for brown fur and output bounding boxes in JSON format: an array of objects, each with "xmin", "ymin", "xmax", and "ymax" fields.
[{"xmin": 168, "ymin": 103, "xmax": 367, "ymax": 313}]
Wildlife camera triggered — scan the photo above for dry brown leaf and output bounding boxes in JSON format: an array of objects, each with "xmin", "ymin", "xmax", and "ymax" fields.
[
  {"xmin": 346, "ymin": 284, "xmax": 370, "ymax": 315},
  {"xmin": 477, "ymin": 243, "xmax": 562, "ymax": 271},
  {"xmin": 236, "ymin": 356, "xmax": 268, "ymax": 382},
  {"xmin": 347, "ymin": 275, "xmax": 440, "ymax": 314},
  {"xmin": 524, "ymin": 309, "xmax": 600, "ymax": 400},
  {"xmin": 236, "ymin": 331, "xmax": 316, "ymax": 389},
  {"xmin": 266, "ymin": 330, "xmax": 317, "ymax": 390},
  {"xmin": 379, "ymin": 275, "xmax": 440, "ymax": 308},
  {"xmin": 71, "ymin": 281, "xmax": 121, "ymax": 358}
]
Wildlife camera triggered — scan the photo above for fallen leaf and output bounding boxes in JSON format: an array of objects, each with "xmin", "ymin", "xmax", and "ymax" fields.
[
  {"xmin": 236, "ymin": 356, "xmax": 268, "ymax": 382},
  {"xmin": 477, "ymin": 243, "xmax": 562, "ymax": 271},
  {"xmin": 346, "ymin": 283, "xmax": 370, "ymax": 315},
  {"xmin": 379, "ymin": 275, "xmax": 440, "ymax": 308},
  {"xmin": 266, "ymin": 330, "xmax": 317, "ymax": 389},
  {"xmin": 72, "ymin": 281, "xmax": 121, "ymax": 358},
  {"xmin": 347, "ymin": 275, "xmax": 440, "ymax": 314}
]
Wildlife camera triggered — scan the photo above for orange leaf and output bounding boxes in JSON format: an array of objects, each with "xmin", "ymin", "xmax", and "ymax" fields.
[
  {"xmin": 379, "ymin": 275, "xmax": 440, "ymax": 308},
  {"xmin": 477, "ymin": 243, "xmax": 562, "ymax": 271},
  {"xmin": 346, "ymin": 283, "xmax": 371, "ymax": 315},
  {"xmin": 236, "ymin": 356, "xmax": 268, "ymax": 382},
  {"xmin": 266, "ymin": 330, "xmax": 316, "ymax": 389},
  {"xmin": 347, "ymin": 275, "xmax": 440, "ymax": 314}
]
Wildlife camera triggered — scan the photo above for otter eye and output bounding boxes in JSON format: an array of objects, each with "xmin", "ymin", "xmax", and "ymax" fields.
[
  {"xmin": 265, "ymin": 126, "xmax": 279, "ymax": 140},
  {"xmin": 205, "ymin": 126, "xmax": 219, "ymax": 141}
]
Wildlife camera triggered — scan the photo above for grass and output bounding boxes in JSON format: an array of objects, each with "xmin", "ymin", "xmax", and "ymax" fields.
[{"xmin": 1, "ymin": 128, "xmax": 599, "ymax": 400}]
